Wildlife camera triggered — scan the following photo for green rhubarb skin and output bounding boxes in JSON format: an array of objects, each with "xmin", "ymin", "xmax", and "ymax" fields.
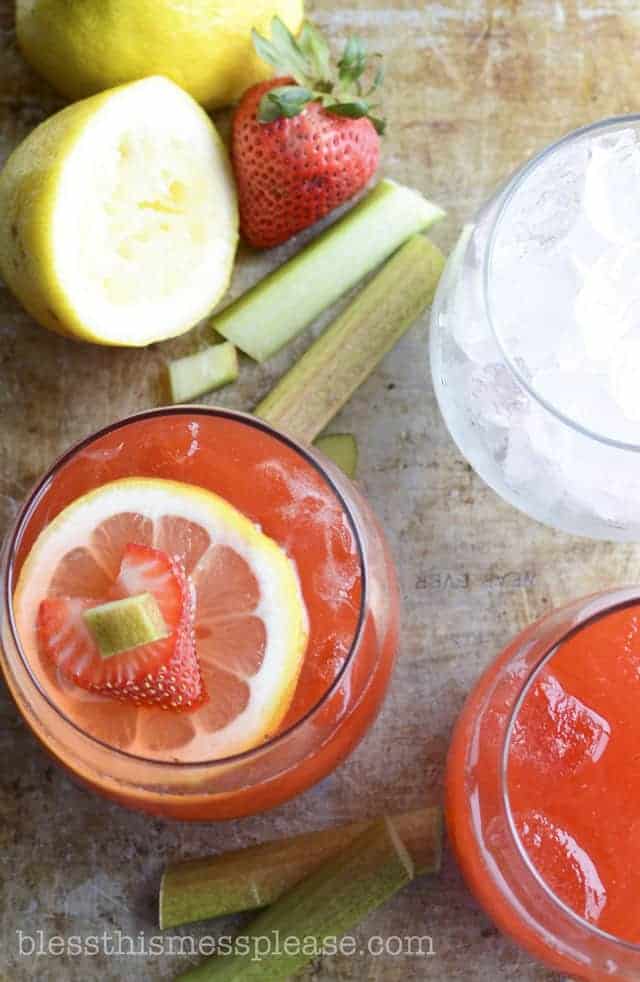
[
  {"xmin": 212, "ymin": 179, "xmax": 445, "ymax": 363},
  {"xmin": 168, "ymin": 341, "xmax": 238, "ymax": 403},
  {"xmin": 256, "ymin": 234, "xmax": 445, "ymax": 444},
  {"xmin": 313, "ymin": 433, "xmax": 358, "ymax": 479},
  {"xmin": 83, "ymin": 592, "xmax": 168, "ymax": 660},
  {"xmin": 159, "ymin": 806, "xmax": 442, "ymax": 930},
  {"xmin": 176, "ymin": 818, "xmax": 414, "ymax": 981}
]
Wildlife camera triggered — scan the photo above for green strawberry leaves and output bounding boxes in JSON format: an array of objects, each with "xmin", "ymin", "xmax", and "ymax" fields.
[
  {"xmin": 251, "ymin": 22, "xmax": 311, "ymax": 85},
  {"xmin": 253, "ymin": 16, "xmax": 386, "ymax": 131},
  {"xmin": 259, "ymin": 85, "xmax": 315, "ymax": 122},
  {"xmin": 298, "ymin": 22, "xmax": 331, "ymax": 86},
  {"xmin": 325, "ymin": 100, "xmax": 387, "ymax": 135},
  {"xmin": 338, "ymin": 37, "xmax": 367, "ymax": 90}
]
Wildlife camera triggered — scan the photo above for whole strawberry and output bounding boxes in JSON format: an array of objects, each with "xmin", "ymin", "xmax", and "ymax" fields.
[{"xmin": 232, "ymin": 18, "xmax": 385, "ymax": 249}]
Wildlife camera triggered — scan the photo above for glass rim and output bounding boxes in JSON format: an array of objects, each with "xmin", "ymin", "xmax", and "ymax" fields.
[
  {"xmin": 484, "ymin": 112, "xmax": 640, "ymax": 453},
  {"xmin": 3, "ymin": 405, "xmax": 369, "ymax": 770},
  {"xmin": 500, "ymin": 587, "xmax": 640, "ymax": 953}
]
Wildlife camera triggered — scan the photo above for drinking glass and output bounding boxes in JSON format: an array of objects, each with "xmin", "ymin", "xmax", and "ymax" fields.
[
  {"xmin": 431, "ymin": 115, "xmax": 640, "ymax": 540},
  {"xmin": 447, "ymin": 587, "xmax": 640, "ymax": 980},
  {"xmin": 0, "ymin": 407, "xmax": 399, "ymax": 820}
]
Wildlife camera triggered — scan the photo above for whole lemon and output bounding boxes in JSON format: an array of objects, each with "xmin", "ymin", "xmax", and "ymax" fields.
[{"xmin": 16, "ymin": 0, "xmax": 304, "ymax": 109}]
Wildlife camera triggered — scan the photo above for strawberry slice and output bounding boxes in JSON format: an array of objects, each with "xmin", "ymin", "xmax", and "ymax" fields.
[{"xmin": 37, "ymin": 543, "xmax": 205, "ymax": 711}]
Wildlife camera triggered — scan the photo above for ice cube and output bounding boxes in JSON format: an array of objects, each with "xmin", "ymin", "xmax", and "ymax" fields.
[
  {"xmin": 503, "ymin": 427, "xmax": 538, "ymax": 488},
  {"xmin": 552, "ymin": 324, "xmax": 593, "ymax": 372},
  {"xmin": 498, "ymin": 137, "xmax": 588, "ymax": 252},
  {"xmin": 574, "ymin": 243, "xmax": 640, "ymax": 362},
  {"xmin": 450, "ymin": 284, "xmax": 495, "ymax": 365},
  {"xmin": 511, "ymin": 673, "xmax": 611, "ymax": 776},
  {"xmin": 449, "ymin": 228, "xmax": 499, "ymax": 364},
  {"xmin": 469, "ymin": 362, "xmax": 529, "ymax": 429},
  {"xmin": 560, "ymin": 429, "xmax": 636, "ymax": 516},
  {"xmin": 608, "ymin": 335, "xmax": 640, "ymax": 422},
  {"xmin": 531, "ymin": 366, "xmax": 585, "ymax": 418},
  {"xmin": 555, "ymin": 425, "xmax": 630, "ymax": 523},
  {"xmin": 531, "ymin": 363, "xmax": 634, "ymax": 446},
  {"xmin": 516, "ymin": 810, "xmax": 607, "ymax": 923},
  {"xmin": 490, "ymin": 242, "xmax": 582, "ymax": 375},
  {"xmin": 500, "ymin": 406, "xmax": 569, "ymax": 506},
  {"xmin": 583, "ymin": 128, "xmax": 640, "ymax": 244},
  {"xmin": 563, "ymin": 211, "xmax": 611, "ymax": 280}
]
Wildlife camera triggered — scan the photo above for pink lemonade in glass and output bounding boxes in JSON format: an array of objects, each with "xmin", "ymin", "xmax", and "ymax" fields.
[
  {"xmin": 0, "ymin": 408, "xmax": 399, "ymax": 820},
  {"xmin": 447, "ymin": 589, "xmax": 640, "ymax": 980}
]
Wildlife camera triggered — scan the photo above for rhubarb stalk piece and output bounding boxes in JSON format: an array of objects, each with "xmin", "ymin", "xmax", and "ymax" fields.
[
  {"xmin": 313, "ymin": 433, "xmax": 358, "ymax": 478},
  {"xmin": 213, "ymin": 179, "xmax": 444, "ymax": 362},
  {"xmin": 160, "ymin": 806, "xmax": 442, "ymax": 930},
  {"xmin": 256, "ymin": 234, "xmax": 445, "ymax": 444},
  {"xmin": 83, "ymin": 593, "xmax": 168, "ymax": 659},
  {"xmin": 168, "ymin": 342, "xmax": 238, "ymax": 403},
  {"xmin": 176, "ymin": 818, "xmax": 416, "ymax": 981}
]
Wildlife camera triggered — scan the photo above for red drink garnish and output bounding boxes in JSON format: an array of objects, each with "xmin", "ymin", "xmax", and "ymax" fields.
[{"xmin": 37, "ymin": 543, "xmax": 204, "ymax": 710}]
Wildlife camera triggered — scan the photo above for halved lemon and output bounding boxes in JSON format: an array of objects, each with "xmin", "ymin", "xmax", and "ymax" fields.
[
  {"xmin": 13, "ymin": 478, "xmax": 309, "ymax": 760},
  {"xmin": 0, "ymin": 76, "xmax": 238, "ymax": 346}
]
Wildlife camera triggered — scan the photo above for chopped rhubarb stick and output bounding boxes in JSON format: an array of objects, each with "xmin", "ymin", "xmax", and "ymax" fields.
[
  {"xmin": 213, "ymin": 179, "xmax": 444, "ymax": 362},
  {"xmin": 313, "ymin": 433, "xmax": 358, "ymax": 478},
  {"xmin": 176, "ymin": 818, "xmax": 415, "ymax": 980},
  {"xmin": 159, "ymin": 806, "xmax": 441, "ymax": 929},
  {"xmin": 83, "ymin": 593, "xmax": 168, "ymax": 659},
  {"xmin": 255, "ymin": 235, "xmax": 445, "ymax": 444},
  {"xmin": 168, "ymin": 342, "xmax": 238, "ymax": 403}
]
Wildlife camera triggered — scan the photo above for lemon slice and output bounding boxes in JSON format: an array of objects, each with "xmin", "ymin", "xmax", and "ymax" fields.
[
  {"xmin": 14, "ymin": 478, "xmax": 309, "ymax": 759},
  {"xmin": 0, "ymin": 77, "xmax": 238, "ymax": 346}
]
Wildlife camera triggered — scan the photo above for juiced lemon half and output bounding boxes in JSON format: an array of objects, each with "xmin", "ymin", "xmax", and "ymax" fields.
[{"xmin": 0, "ymin": 76, "xmax": 238, "ymax": 346}]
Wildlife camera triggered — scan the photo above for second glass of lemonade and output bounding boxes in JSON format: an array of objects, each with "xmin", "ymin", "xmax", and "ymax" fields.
[
  {"xmin": 447, "ymin": 589, "xmax": 640, "ymax": 980},
  {"xmin": 0, "ymin": 407, "xmax": 399, "ymax": 820}
]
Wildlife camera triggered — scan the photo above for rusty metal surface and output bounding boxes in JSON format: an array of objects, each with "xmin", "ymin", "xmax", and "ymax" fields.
[{"xmin": 1, "ymin": 0, "xmax": 638, "ymax": 978}]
